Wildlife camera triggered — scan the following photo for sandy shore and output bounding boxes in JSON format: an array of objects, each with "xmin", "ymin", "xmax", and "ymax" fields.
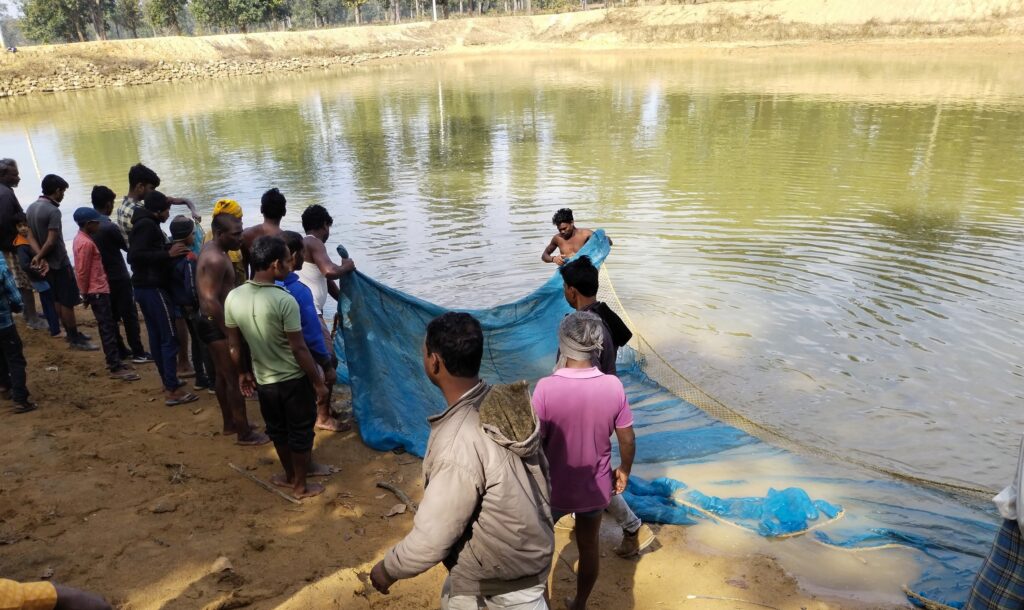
[
  {"xmin": 0, "ymin": 310, "xmax": 898, "ymax": 609},
  {"xmin": 1, "ymin": 0, "xmax": 1023, "ymax": 98}
]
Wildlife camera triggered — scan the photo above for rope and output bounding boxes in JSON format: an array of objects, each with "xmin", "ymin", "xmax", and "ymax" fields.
[{"xmin": 597, "ymin": 263, "xmax": 996, "ymax": 501}]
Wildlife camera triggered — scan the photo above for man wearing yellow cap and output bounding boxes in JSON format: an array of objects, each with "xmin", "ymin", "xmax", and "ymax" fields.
[{"xmin": 205, "ymin": 198, "xmax": 246, "ymax": 287}]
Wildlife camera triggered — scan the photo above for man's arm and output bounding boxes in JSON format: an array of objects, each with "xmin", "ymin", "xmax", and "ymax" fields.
[
  {"xmin": 307, "ymin": 238, "xmax": 355, "ymax": 280},
  {"xmin": 168, "ymin": 197, "xmax": 201, "ymax": 222},
  {"xmin": 226, "ymin": 326, "xmax": 257, "ymax": 398},
  {"xmin": 32, "ymin": 228, "xmax": 60, "ymax": 265},
  {"xmin": 327, "ymin": 278, "xmax": 340, "ymax": 302},
  {"xmin": 541, "ymin": 237, "xmax": 561, "ymax": 264},
  {"xmin": 613, "ymin": 426, "xmax": 636, "ymax": 495},
  {"xmin": 371, "ymin": 461, "xmax": 482, "ymax": 593},
  {"xmin": 0, "ymin": 263, "xmax": 22, "ymax": 312}
]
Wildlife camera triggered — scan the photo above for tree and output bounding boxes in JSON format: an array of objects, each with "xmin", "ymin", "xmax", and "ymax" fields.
[
  {"xmin": 20, "ymin": 0, "xmax": 89, "ymax": 42},
  {"xmin": 144, "ymin": 0, "xmax": 187, "ymax": 34},
  {"xmin": 192, "ymin": 0, "xmax": 288, "ymax": 32},
  {"xmin": 87, "ymin": 0, "xmax": 114, "ymax": 39},
  {"xmin": 113, "ymin": 0, "xmax": 145, "ymax": 37}
]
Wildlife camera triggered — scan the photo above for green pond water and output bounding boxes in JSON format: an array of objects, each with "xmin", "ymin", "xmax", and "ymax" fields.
[{"xmin": 1, "ymin": 51, "xmax": 1022, "ymax": 491}]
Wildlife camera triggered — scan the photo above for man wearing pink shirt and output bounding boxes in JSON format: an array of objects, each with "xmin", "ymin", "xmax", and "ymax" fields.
[
  {"xmin": 531, "ymin": 311, "xmax": 636, "ymax": 610},
  {"xmin": 72, "ymin": 208, "xmax": 139, "ymax": 382}
]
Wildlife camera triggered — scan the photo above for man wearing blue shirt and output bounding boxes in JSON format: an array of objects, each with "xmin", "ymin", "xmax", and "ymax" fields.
[{"xmin": 279, "ymin": 231, "xmax": 349, "ymax": 433}]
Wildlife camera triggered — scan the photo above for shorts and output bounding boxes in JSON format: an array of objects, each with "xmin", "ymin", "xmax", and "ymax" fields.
[
  {"xmin": 256, "ymin": 376, "xmax": 317, "ymax": 453},
  {"xmin": 46, "ymin": 265, "xmax": 81, "ymax": 308},
  {"xmin": 3, "ymin": 252, "xmax": 29, "ymax": 291},
  {"xmin": 318, "ymin": 315, "xmax": 339, "ymax": 369},
  {"xmin": 195, "ymin": 313, "xmax": 226, "ymax": 344}
]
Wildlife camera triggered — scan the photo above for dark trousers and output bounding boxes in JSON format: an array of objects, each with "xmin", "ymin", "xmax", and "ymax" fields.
[
  {"xmin": 257, "ymin": 376, "xmax": 317, "ymax": 453},
  {"xmin": 85, "ymin": 294, "xmax": 121, "ymax": 371},
  {"xmin": 133, "ymin": 287, "xmax": 180, "ymax": 392},
  {"xmin": 183, "ymin": 308, "xmax": 214, "ymax": 386},
  {"xmin": 110, "ymin": 278, "xmax": 145, "ymax": 357},
  {"xmin": 38, "ymin": 289, "xmax": 61, "ymax": 336},
  {"xmin": 0, "ymin": 324, "xmax": 28, "ymax": 403}
]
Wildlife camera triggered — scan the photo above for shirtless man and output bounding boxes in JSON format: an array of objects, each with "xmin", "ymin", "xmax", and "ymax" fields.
[
  {"xmin": 297, "ymin": 204, "xmax": 356, "ymax": 432},
  {"xmin": 542, "ymin": 208, "xmax": 609, "ymax": 265},
  {"xmin": 240, "ymin": 188, "xmax": 286, "ymax": 278},
  {"xmin": 196, "ymin": 213, "xmax": 269, "ymax": 446}
]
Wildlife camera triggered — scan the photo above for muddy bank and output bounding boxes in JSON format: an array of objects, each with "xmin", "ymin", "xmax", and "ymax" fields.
[
  {"xmin": 0, "ymin": 312, "xmax": 893, "ymax": 609},
  {"xmin": 1, "ymin": 0, "xmax": 1023, "ymax": 98}
]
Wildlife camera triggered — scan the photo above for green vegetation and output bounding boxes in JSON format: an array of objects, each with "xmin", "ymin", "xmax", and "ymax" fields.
[{"xmin": 8, "ymin": 0, "xmax": 547, "ymax": 44}]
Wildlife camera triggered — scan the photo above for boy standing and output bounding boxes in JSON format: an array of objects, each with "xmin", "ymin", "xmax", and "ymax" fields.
[
  {"xmin": 13, "ymin": 213, "xmax": 60, "ymax": 336},
  {"xmin": 0, "ymin": 253, "xmax": 33, "ymax": 413},
  {"xmin": 26, "ymin": 174, "xmax": 97, "ymax": 351},
  {"xmin": 91, "ymin": 185, "xmax": 151, "ymax": 364},
  {"xmin": 225, "ymin": 235, "xmax": 328, "ymax": 499},
  {"xmin": 72, "ymin": 208, "xmax": 140, "ymax": 382},
  {"xmin": 168, "ymin": 216, "xmax": 213, "ymax": 392}
]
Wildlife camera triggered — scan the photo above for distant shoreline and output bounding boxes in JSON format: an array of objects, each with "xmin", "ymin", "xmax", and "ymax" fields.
[{"xmin": 1, "ymin": 0, "xmax": 1022, "ymax": 99}]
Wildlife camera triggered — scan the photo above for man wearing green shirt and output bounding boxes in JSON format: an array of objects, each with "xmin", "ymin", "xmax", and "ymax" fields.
[{"xmin": 225, "ymin": 235, "xmax": 328, "ymax": 500}]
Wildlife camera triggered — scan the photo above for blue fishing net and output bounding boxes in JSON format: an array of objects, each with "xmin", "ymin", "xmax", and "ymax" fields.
[{"xmin": 333, "ymin": 229, "xmax": 997, "ymax": 608}]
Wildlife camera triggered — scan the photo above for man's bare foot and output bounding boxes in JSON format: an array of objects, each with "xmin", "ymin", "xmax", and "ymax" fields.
[
  {"xmin": 292, "ymin": 482, "xmax": 325, "ymax": 499},
  {"xmin": 308, "ymin": 463, "xmax": 339, "ymax": 477},
  {"xmin": 315, "ymin": 416, "xmax": 352, "ymax": 433},
  {"xmin": 236, "ymin": 431, "xmax": 271, "ymax": 446},
  {"xmin": 270, "ymin": 473, "xmax": 293, "ymax": 489},
  {"xmin": 223, "ymin": 423, "xmax": 261, "ymax": 436}
]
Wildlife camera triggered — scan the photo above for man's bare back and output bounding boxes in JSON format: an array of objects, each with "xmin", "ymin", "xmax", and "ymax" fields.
[{"xmin": 240, "ymin": 222, "xmax": 282, "ymax": 277}]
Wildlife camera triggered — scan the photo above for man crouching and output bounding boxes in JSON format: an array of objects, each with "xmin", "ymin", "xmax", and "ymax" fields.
[{"xmin": 371, "ymin": 312, "xmax": 555, "ymax": 609}]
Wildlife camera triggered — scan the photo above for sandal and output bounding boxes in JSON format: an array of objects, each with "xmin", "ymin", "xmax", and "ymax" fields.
[
  {"xmin": 165, "ymin": 392, "xmax": 200, "ymax": 406},
  {"xmin": 110, "ymin": 370, "xmax": 141, "ymax": 382},
  {"xmin": 13, "ymin": 401, "xmax": 38, "ymax": 414}
]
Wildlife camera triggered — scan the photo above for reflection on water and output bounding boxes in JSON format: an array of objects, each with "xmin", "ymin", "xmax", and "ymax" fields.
[{"xmin": 1, "ymin": 52, "xmax": 1022, "ymax": 490}]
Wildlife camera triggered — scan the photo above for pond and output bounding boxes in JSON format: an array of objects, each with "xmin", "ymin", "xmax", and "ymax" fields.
[{"xmin": 1, "ymin": 50, "xmax": 1022, "ymax": 493}]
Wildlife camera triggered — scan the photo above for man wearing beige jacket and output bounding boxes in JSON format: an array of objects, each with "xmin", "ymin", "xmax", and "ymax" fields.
[{"xmin": 370, "ymin": 312, "xmax": 555, "ymax": 609}]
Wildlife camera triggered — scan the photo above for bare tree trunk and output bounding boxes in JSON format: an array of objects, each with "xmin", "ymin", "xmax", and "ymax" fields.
[
  {"xmin": 355, "ymin": 6, "xmax": 361, "ymax": 24},
  {"xmin": 395, "ymin": 0, "xmax": 400, "ymax": 23}
]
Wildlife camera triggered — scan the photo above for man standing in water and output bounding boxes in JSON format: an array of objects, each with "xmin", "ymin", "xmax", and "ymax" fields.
[
  {"xmin": 559, "ymin": 255, "xmax": 656, "ymax": 558},
  {"xmin": 297, "ymin": 204, "xmax": 356, "ymax": 432},
  {"xmin": 226, "ymin": 235, "xmax": 328, "ymax": 499},
  {"xmin": 196, "ymin": 214, "xmax": 269, "ymax": 446},
  {"xmin": 370, "ymin": 312, "xmax": 554, "ymax": 607},
  {"xmin": 542, "ymin": 208, "xmax": 609, "ymax": 266},
  {"xmin": 240, "ymin": 188, "xmax": 287, "ymax": 277}
]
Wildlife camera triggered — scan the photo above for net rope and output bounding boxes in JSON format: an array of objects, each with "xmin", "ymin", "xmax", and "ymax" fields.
[{"xmin": 596, "ymin": 262, "xmax": 995, "ymax": 502}]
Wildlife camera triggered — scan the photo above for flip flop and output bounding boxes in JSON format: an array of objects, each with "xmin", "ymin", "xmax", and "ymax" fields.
[
  {"xmin": 110, "ymin": 371, "xmax": 141, "ymax": 382},
  {"xmin": 165, "ymin": 392, "xmax": 200, "ymax": 406},
  {"xmin": 13, "ymin": 402, "xmax": 38, "ymax": 414}
]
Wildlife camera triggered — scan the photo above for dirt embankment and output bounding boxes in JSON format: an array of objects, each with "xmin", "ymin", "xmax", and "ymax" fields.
[
  {"xmin": 1, "ymin": 0, "xmax": 1023, "ymax": 98},
  {"xmin": 0, "ymin": 312, "xmax": 880, "ymax": 609}
]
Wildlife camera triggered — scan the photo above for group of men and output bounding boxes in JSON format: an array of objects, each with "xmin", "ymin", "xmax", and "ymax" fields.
[{"xmin": 2, "ymin": 188, "xmax": 657, "ymax": 609}]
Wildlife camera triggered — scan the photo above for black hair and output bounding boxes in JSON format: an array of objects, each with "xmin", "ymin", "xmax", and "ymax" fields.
[
  {"xmin": 559, "ymin": 255, "xmax": 599, "ymax": 297},
  {"xmin": 301, "ymin": 204, "xmax": 333, "ymax": 233},
  {"xmin": 425, "ymin": 312, "xmax": 483, "ymax": 378},
  {"xmin": 12, "ymin": 211, "xmax": 27, "ymax": 225},
  {"xmin": 143, "ymin": 190, "xmax": 170, "ymax": 212},
  {"xmin": 552, "ymin": 208, "xmax": 574, "ymax": 226},
  {"xmin": 128, "ymin": 163, "xmax": 160, "ymax": 190},
  {"xmin": 250, "ymin": 235, "xmax": 289, "ymax": 272},
  {"xmin": 260, "ymin": 188, "xmax": 286, "ymax": 220},
  {"xmin": 211, "ymin": 212, "xmax": 240, "ymax": 235},
  {"xmin": 41, "ymin": 174, "xmax": 69, "ymax": 196},
  {"xmin": 91, "ymin": 185, "xmax": 116, "ymax": 209},
  {"xmin": 282, "ymin": 230, "xmax": 304, "ymax": 255}
]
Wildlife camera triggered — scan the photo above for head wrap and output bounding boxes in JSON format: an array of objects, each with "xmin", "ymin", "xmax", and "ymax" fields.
[
  {"xmin": 213, "ymin": 198, "xmax": 242, "ymax": 218},
  {"xmin": 555, "ymin": 311, "xmax": 604, "ymax": 371}
]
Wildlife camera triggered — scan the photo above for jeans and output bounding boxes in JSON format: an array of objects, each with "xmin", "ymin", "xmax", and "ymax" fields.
[
  {"xmin": 183, "ymin": 308, "xmax": 214, "ymax": 386},
  {"xmin": 85, "ymin": 293, "xmax": 121, "ymax": 371},
  {"xmin": 110, "ymin": 278, "xmax": 145, "ymax": 357},
  {"xmin": 38, "ymin": 289, "xmax": 61, "ymax": 335},
  {"xmin": 440, "ymin": 579, "xmax": 548, "ymax": 610},
  {"xmin": 0, "ymin": 324, "xmax": 28, "ymax": 403},
  {"xmin": 133, "ymin": 287, "xmax": 180, "ymax": 392},
  {"xmin": 607, "ymin": 494, "xmax": 641, "ymax": 534}
]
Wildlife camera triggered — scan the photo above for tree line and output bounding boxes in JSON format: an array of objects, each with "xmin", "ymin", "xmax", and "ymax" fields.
[{"xmin": 1, "ymin": 0, "xmax": 550, "ymax": 45}]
